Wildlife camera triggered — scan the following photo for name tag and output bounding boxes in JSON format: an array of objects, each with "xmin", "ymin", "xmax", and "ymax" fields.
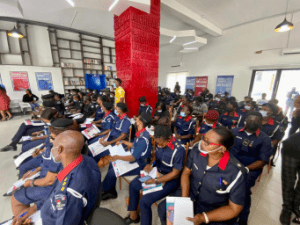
[{"xmin": 236, "ymin": 136, "xmax": 242, "ymax": 139}]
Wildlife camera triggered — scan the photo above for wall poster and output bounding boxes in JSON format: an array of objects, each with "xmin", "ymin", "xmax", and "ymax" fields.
[
  {"xmin": 185, "ymin": 77, "xmax": 196, "ymax": 91},
  {"xmin": 36, "ymin": 72, "xmax": 53, "ymax": 91},
  {"xmin": 10, "ymin": 72, "xmax": 30, "ymax": 91},
  {"xmin": 215, "ymin": 75, "xmax": 234, "ymax": 96},
  {"xmin": 194, "ymin": 76, "xmax": 208, "ymax": 96}
]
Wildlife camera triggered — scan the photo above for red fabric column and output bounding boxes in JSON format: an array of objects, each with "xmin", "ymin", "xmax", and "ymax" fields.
[{"xmin": 114, "ymin": 0, "xmax": 160, "ymax": 117}]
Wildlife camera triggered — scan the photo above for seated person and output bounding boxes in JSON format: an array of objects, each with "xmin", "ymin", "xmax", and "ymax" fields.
[
  {"xmin": 1, "ymin": 108, "xmax": 58, "ymax": 152},
  {"xmin": 238, "ymin": 101, "xmax": 257, "ymax": 127},
  {"xmin": 82, "ymin": 96, "xmax": 96, "ymax": 118},
  {"xmin": 110, "ymin": 92, "xmax": 115, "ymax": 105},
  {"xmin": 218, "ymin": 100, "xmax": 241, "ymax": 130},
  {"xmin": 171, "ymin": 89, "xmax": 181, "ymax": 108},
  {"xmin": 68, "ymin": 95, "xmax": 84, "ymax": 114},
  {"xmin": 152, "ymin": 101, "xmax": 170, "ymax": 125},
  {"xmin": 174, "ymin": 105, "xmax": 196, "ymax": 145},
  {"xmin": 158, "ymin": 127, "xmax": 247, "ymax": 225},
  {"xmin": 201, "ymin": 88, "xmax": 214, "ymax": 104},
  {"xmin": 238, "ymin": 96, "xmax": 252, "ymax": 110},
  {"xmin": 87, "ymin": 102, "xmax": 116, "ymax": 145},
  {"xmin": 197, "ymin": 109, "xmax": 222, "ymax": 135},
  {"xmin": 23, "ymin": 89, "xmax": 39, "ymax": 111},
  {"xmin": 53, "ymin": 93, "xmax": 64, "ymax": 116},
  {"xmin": 138, "ymin": 96, "xmax": 153, "ymax": 116},
  {"xmin": 192, "ymin": 96, "xmax": 208, "ymax": 117},
  {"xmin": 11, "ymin": 118, "xmax": 78, "ymax": 218},
  {"xmin": 11, "ymin": 130, "xmax": 101, "ymax": 225},
  {"xmin": 124, "ymin": 118, "xmax": 185, "ymax": 225},
  {"xmin": 92, "ymin": 95, "xmax": 108, "ymax": 127},
  {"xmin": 101, "ymin": 113, "xmax": 153, "ymax": 200},
  {"xmin": 175, "ymin": 96, "xmax": 192, "ymax": 121},
  {"xmin": 91, "ymin": 94, "xmax": 98, "ymax": 107}
]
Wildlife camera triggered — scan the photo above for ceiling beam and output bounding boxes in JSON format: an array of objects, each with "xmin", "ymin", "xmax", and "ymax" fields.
[{"xmin": 161, "ymin": 0, "xmax": 222, "ymax": 37}]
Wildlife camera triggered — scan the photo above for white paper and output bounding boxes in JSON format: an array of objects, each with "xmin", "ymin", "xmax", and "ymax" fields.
[
  {"xmin": 24, "ymin": 120, "xmax": 44, "ymax": 126},
  {"xmin": 0, "ymin": 211, "xmax": 42, "ymax": 225},
  {"xmin": 88, "ymin": 142, "xmax": 111, "ymax": 157},
  {"xmin": 112, "ymin": 161, "xmax": 139, "ymax": 177},
  {"xmin": 69, "ymin": 113, "xmax": 82, "ymax": 118},
  {"xmin": 174, "ymin": 198, "xmax": 194, "ymax": 225},
  {"xmin": 73, "ymin": 114, "xmax": 84, "ymax": 120},
  {"xmin": 130, "ymin": 118, "xmax": 136, "ymax": 125},
  {"xmin": 84, "ymin": 118, "xmax": 94, "ymax": 123},
  {"xmin": 81, "ymin": 125, "xmax": 100, "ymax": 139},
  {"xmin": 14, "ymin": 144, "xmax": 44, "ymax": 167},
  {"xmin": 141, "ymin": 167, "xmax": 163, "ymax": 195},
  {"xmin": 109, "ymin": 145, "xmax": 130, "ymax": 157},
  {"xmin": 6, "ymin": 172, "xmax": 41, "ymax": 195},
  {"xmin": 22, "ymin": 136, "xmax": 32, "ymax": 142}
]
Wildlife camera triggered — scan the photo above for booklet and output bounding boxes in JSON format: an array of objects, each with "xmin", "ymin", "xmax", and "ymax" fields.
[
  {"xmin": 81, "ymin": 125, "xmax": 101, "ymax": 139},
  {"xmin": 14, "ymin": 143, "xmax": 45, "ymax": 168},
  {"xmin": 0, "ymin": 210, "xmax": 42, "ymax": 225},
  {"xmin": 5, "ymin": 172, "xmax": 41, "ymax": 196},
  {"xmin": 24, "ymin": 120, "xmax": 44, "ymax": 126},
  {"xmin": 22, "ymin": 136, "xmax": 32, "ymax": 142},
  {"xmin": 88, "ymin": 142, "xmax": 111, "ymax": 157},
  {"xmin": 141, "ymin": 167, "xmax": 163, "ymax": 195},
  {"xmin": 166, "ymin": 197, "xmax": 193, "ymax": 225}
]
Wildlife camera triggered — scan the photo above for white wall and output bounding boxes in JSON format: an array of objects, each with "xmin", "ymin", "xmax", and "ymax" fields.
[
  {"xmin": 159, "ymin": 12, "xmax": 300, "ymax": 101},
  {"xmin": 0, "ymin": 66, "xmax": 64, "ymax": 100}
]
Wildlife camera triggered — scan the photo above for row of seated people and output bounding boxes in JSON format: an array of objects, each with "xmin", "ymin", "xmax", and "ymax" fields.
[{"xmin": 0, "ymin": 91, "xmax": 288, "ymax": 225}]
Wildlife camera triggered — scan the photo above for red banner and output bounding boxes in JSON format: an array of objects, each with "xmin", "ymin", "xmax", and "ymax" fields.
[
  {"xmin": 11, "ymin": 72, "xmax": 30, "ymax": 91},
  {"xmin": 195, "ymin": 76, "xmax": 208, "ymax": 96}
]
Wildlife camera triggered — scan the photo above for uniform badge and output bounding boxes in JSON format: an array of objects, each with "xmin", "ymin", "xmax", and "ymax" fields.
[
  {"xmin": 249, "ymin": 141, "xmax": 254, "ymax": 147},
  {"xmin": 54, "ymin": 194, "xmax": 66, "ymax": 211},
  {"xmin": 242, "ymin": 139, "xmax": 250, "ymax": 147}
]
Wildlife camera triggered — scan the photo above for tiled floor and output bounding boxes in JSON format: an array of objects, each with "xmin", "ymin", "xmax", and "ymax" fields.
[{"xmin": 0, "ymin": 115, "xmax": 292, "ymax": 224}]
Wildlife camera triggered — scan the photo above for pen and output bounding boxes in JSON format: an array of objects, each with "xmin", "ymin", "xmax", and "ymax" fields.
[
  {"xmin": 19, "ymin": 211, "xmax": 27, "ymax": 219},
  {"xmin": 152, "ymin": 161, "xmax": 156, "ymax": 167},
  {"xmin": 219, "ymin": 177, "xmax": 222, "ymax": 187}
]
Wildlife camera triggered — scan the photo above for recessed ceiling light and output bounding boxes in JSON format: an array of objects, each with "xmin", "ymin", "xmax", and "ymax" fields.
[
  {"xmin": 109, "ymin": 0, "xmax": 119, "ymax": 11},
  {"xmin": 183, "ymin": 40, "xmax": 197, "ymax": 46},
  {"xmin": 170, "ymin": 35, "xmax": 177, "ymax": 43},
  {"xmin": 66, "ymin": 0, "xmax": 75, "ymax": 7},
  {"xmin": 184, "ymin": 47, "xmax": 198, "ymax": 50}
]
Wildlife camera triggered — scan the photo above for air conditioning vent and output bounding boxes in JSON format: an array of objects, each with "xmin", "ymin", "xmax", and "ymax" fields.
[{"xmin": 282, "ymin": 48, "xmax": 300, "ymax": 56}]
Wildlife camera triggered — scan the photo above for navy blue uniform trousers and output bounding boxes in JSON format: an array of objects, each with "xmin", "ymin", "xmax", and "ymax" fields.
[{"xmin": 12, "ymin": 123, "xmax": 44, "ymax": 143}]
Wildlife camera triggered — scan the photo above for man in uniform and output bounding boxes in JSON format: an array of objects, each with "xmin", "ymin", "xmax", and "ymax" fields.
[
  {"xmin": 114, "ymin": 78, "xmax": 125, "ymax": 106},
  {"xmin": 12, "ymin": 130, "xmax": 101, "ymax": 225},
  {"xmin": 218, "ymin": 101, "xmax": 242, "ymax": 130},
  {"xmin": 138, "ymin": 96, "xmax": 153, "ymax": 116},
  {"xmin": 230, "ymin": 111, "xmax": 273, "ymax": 225}
]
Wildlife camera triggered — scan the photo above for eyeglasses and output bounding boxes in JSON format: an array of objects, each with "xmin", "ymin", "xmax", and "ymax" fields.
[{"xmin": 201, "ymin": 136, "xmax": 223, "ymax": 147}]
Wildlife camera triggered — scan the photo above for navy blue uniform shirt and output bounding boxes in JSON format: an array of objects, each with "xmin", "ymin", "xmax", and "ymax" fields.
[
  {"xmin": 174, "ymin": 115, "xmax": 196, "ymax": 144},
  {"xmin": 219, "ymin": 112, "xmax": 242, "ymax": 130},
  {"xmin": 95, "ymin": 106, "xmax": 105, "ymax": 121},
  {"xmin": 109, "ymin": 113, "xmax": 131, "ymax": 140},
  {"xmin": 139, "ymin": 103, "xmax": 153, "ymax": 116},
  {"xmin": 261, "ymin": 117, "xmax": 285, "ymax": 141},
  {"xmin": 197, "ymin": 121, "xmax": 222, "ymax": 135}
]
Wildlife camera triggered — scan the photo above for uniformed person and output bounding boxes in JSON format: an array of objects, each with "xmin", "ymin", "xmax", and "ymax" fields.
[
  {"xmin": 171, "ymin": 89, "xmax": 182, "ymax": 108},
  {"xmin": 69, "ymin": 95, "xmax": 84, "ymax": 114},
  {"xmin": 11, "ymin": 130, "xmax": 101, "ymax": 225},
  {"xmin": 152, "ymin": 101, "xmax": 170, "ymax": 125},
  {"xmin": 218, "ymin": 101, "xmax": 242, "ymax": 130},
  {"xmin": 174, "ymin": 105, "xmax": 196, "ymax": 145},
  {"xmin": 197, "ymin": 110, "xmax": 222, "ymax": 135},
  {"xmin": 158, "ymin": 127, "xmax": 247, "ymax": 225},
  {"xmin": 53, "ymin": 93, "xmax": 64, "ymax": 116},
  {"xmin": 230, "ymin": 111, "xmax": 273, "ymax": 225},
  {"xmin": 101, "ymin": 113, "xmax": 153, "ymax": 200},
  {"xmin": 92, "ymin": 95, "xmax": 108, "ymax": 127},
  {"xmin": 124, "ymin": 118, "xmax": 185, "ymax": 225},
  {"xmin": 237, "ymin": 101, "xmax": 257, "ymax": 128},
  {"xmin": 192, "ymin": 96, "xmax": 208, "ymax": 117},
  {"xmin": 208, "ymin": 94, "xmax": 222, "ymax": 114},
  {"xmin": 138, "ymin": 96, "xmax": 153, "ymax": 116},
  {"xmin": 201, "ymin": 88, "xmax": 214, "ymax": 104},
  {"xmin": 176, "ymin": 96, "xmax": 192, "ymax": 117},
  {"xmin": 82, "ymin": 96, "xmax": 96, "ymax": 118}
]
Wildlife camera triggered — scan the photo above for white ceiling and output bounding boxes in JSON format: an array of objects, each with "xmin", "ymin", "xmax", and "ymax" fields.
[{"xmin": 176, "ymin": 0, "xmax": 300, "ymax": 29}]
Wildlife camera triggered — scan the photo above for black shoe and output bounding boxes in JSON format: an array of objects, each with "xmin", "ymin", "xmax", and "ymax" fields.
[
  {"xmin": 238, "ymin": 220, "xmax": 248, "ymax": 225},
  {"xmin": 101, "ymin": 190, "xmax": 118, "ymax": 201},
  {"xmin": 0, "ymin": 145, "xmax": 17, "ymax": 152},
  {"xmin": 123, "ymin": 215, "xmax": 140, "ymax": 224},
  {"xmin": 17, "ymin": 142, "xmax": 22, "ymax": 145},
  {"xmin": 280, "ymin": 209, "xmax": 291, "ymax": 225}
]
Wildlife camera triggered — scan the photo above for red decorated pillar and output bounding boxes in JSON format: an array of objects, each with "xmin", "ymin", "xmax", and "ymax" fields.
[{"xmin": 114, "ymin": 0, "xmax": 160, "ymax": 117}]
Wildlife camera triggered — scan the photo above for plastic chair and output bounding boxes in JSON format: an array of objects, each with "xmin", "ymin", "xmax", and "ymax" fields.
[
  {"xmin": 9, "ymin": 100, "xmax": 22, "ymax": 113},
  {"xmin": 19, "ymin": 102, "xmax": 32, "ymax": 114}
]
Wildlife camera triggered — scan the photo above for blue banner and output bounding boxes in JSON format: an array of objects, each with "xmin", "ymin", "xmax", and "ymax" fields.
[
  {"xmin": 36, "ymin": 73, "xmax": 53, "ymax": 91},
  {"xmin": 186, "ymin": 77, "xmax": 196, "ymax": 91},
  {"xmin": 215, "ymin": 75, "xmax": 234, "ymax": 96}
]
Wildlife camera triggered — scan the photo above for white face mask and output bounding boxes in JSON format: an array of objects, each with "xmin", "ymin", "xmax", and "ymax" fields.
[
  {"xmin": 204, "ymin": 120, "xmax": 213, "ymax": 127},
  {"xmin": 259, "ymin": 110, "xmax": 268, "ymax": 117},
  {"xmin": 157, "ymin": 110, "xmax": 162, "ymax": 113},
  {"xmin": 198, "ymin": 141, "xmax": 222, "ymax": 155},
  {"xmin": 110, "ymin": 95, "xmax": 113, "ymax": 98},
  {"xmin": 245, "ymin": 105, "xmax": 251, "ymax": 110},
  {"xmin": 215, "ymin": 98, "xmax": 220, "ymax": 101},
  {"xmin": 50, "ymin": 146, "xmax": 60, "ymax": 163}
]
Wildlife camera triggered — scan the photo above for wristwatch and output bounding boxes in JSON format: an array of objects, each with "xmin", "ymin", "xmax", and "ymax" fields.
[
  {"xmin": 155, "ymin": 178, "xmax": 159, "ymax": 185},
  {"xmin": 30, "ymin": 179, "xmax": 36, "ymax": 187}
]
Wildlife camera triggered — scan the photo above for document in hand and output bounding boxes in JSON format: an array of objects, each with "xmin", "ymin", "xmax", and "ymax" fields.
[
  {"xmin": 80, "ymin": 118, "xmax": 95, "ymax": 128},
  {"xmin": 69, "ymin": 113, "xmax": 82, "ymax": 118},
  {"xmin": 81, "ymin": 125, "xmax": 100, "ymax": 139},
  {"xmin": 14, "ymin": 143, "xmax": 45, "ymax": 167},
  {"xmin": 141, "ymin": 167, "xmax": 163, "ymax": 195},
  {"xmin": 109, "ymin": 145, "xmax": 139, "ymax": 177},
  {"xmin": 166, "ymin": 197, "xmax": 194, "ymax": 225},
  {"xmin": 88, "ymin": 142, "xmax": 111, "ymax": 157},
  {"xmin": 0, "ymin": 210, "xmax": 42, "ymax": 225},
  {"xmin": 22, "ymin": 136, "xmax": 32, "ymax": 142},
  {"xmin": 24, "ymin": 120, "xmax": 44, "ymax": 126},
  {"xmin": 5, "ymin": 172, "xmax": 41, "ymax": 196}
]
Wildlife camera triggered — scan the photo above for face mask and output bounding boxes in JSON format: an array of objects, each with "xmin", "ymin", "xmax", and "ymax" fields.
[
  {"xmin": 115, "ymin": 109, "xmax": 119, "ymax": 115},
  {"xmin": 204, "ymin": 120, "xmax": 213, "ymax": 127},
  {"xmin": 198, "ymin": 141, "xmax": 222, "ymax": 155},
  {"xmin": 157, "ymin": 110, "xmax": 162, "ymax": 113},
  {"xmin": 140, "ymin": 104, "xmax": 145, "ymax": 107},
  {"xmin": 110, "ymin": 95, "xmax": 113, "ymax": 98},
  {"xmin": 176, "ymin": 93, "xmax": 179, "ymax": 95},
  {"xmin": 259, "ymin": 110, "xmax": 268, "ymax": 117},
  {"xmin": 245, "ymin": 122, "xmax": 260, "ymax": 132},
  {"xmin": 100, "ymin": 92, "xmax": 103, "ymax": 95},
  {"xmin": 245, "ymin": 106, "xmax": 251, "ymax": 110},
  {"xmin": 73, "ymin": 100, "xmax": 77, "ymax": 103},
  {"xmin": 158, "ymin": 93, "xmax": 161, "ymax": 95},
  {"xmin": 215, "ymin": 98, "xmax": 220, "ymax": 101},
  {"xmin": 180, "ymin": 112, "xmax": 186, "ymax": 117},
  {"xmin": 50, "ymin": 147, "xmax": 60, "ymax": 163},
  {"xmin": 103, "ymin": 93, "xmax": 106, "ymax": 96},
  {"xmin": 113, "ymin": 83, "xmax": 116, "ymax": 88},
  {"xmin": 227, "ymin": 107, "xmax": 234, "ymax": 112}
]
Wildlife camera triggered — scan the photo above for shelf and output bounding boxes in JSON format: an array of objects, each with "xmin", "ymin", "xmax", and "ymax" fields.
[
  {"xmin": 84, "ymin": 57, "xmax": 101, "ymax": 60},
  {"xmin": 59, "ymin": 47, "xmax": 82, "ymax": 52},
  {"xmin": 82, "ymin": 51, "xmax": 101, "ymax": 55},
  {"xmin": 62, "ymin": 67, "xmax": 84, "ymax": 70},
  {"xmin": 103, "ymin": 46, "xmax": 115, "ymax": 49},
  {"xmin": 104, "ymin": 70, "xmax": 116, "ymax": 72},
  {"xmin": 0, "ymin": 53, "xmax": 22, "ymax": 55},
  {"xmin": 82, "ymin": 44, "xmax": 101, "ymax": 49},
  {"xmin": 60, "ymin": 57, "xmax": 82, "ymax": 61},
  {"xmin": 57, "ymin": 37, "xmax": 80, "ymax": 43},
  {"xmin": 81, "ymin": 38, "xmax": 100, "ymax": 43},
  {"xmin": 83, "ymin": 63, "xmax": 101, "ymax": 65}
]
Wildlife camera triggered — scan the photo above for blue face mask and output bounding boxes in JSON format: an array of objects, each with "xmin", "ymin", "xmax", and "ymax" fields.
[
  {"xmin": 115, "ymin": 109, "xmax": 119, "ymax": 115},
  {"xmin": 259, "ymin": 110, "xmax": 268, "ymax": 117},
  {"xmin": 73, "ymin": 100, "xmax": 77, "ymax": 103},
  {"xmin": 113, "ymin": 83, "xmax": 116, "ymax": 88},
  {"xmin": 180, "ymin": 112, "xmax": 186, "ymax": 117},
  {"xmin": 50, "ymin": 147, "xmax": 60, "ymax": 164}
]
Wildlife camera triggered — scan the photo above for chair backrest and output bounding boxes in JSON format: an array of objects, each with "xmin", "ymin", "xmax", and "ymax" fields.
[
  {"xmin": 183, "ymin": 143, "xmax": 190, "ymax": 168},
  {"xmin": 195, "ymin": 120, "xmax": 200, "ymax": 135},
  {"xmin": 127, "ymin": 125, "xmax": 132, "ymax": 151}
]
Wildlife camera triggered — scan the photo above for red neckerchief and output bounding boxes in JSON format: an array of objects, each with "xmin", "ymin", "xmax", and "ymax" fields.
[
  {"xmin": 179, "ymin": 115, "xmax": 192, "ymax": 122},
  {"xmin": 57, "ymin": 155, "xmax": 83, "ymax": 182},
  {"xmin": 136, "ymin": 128, "xmax": 146, "ymax": 137},
  {"xmin": 223, "ymin": 111, "xmax": 239, "ymax": 117},
  {"xmin": 181, "ymin": 104, "xmax": 185, "ymax": 108},
  {"xmin": 268, "ymin": 117, "xmax": 274, "ymax": 125},
  {"xmin": 104, "ymin": 110, "xmax": 111, "ymax": 118},
  {"xmin": 145, "ymin": 103, "xmax": 149, "ymax": 106},
  {"xmin": 239, "ymin": 127, "xmax": 260, "ymax": 137},
  {"xmin": 118, "ymin": 113, "xmax": 127, "ymax": 119},
  {"xmin": 212, "ymin": 121, "xmax": 218, "ymax": 128},
  {"xmin": 200, "ymin": 151, "xmax": 230, "ymax": 171},
  {"xmin": 167, "ymin": 136, "xmax": 175, "ymax": 150}
]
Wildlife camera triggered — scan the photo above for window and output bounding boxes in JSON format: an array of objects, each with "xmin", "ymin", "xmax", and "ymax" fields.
[{"xmin": 166, "ymin": 72, "xmax": 188, "ymax": 94}]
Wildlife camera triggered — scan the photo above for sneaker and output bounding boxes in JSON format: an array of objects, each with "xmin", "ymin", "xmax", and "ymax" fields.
[{"xmin": 0, "ymin": 145, "xmax": 17, "ymax": 152}]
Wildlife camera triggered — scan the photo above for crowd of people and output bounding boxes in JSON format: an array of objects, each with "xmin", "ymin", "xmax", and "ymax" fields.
[{"xmin": 1, "ymin": 79, "xmax": 300, "ymax": 225}]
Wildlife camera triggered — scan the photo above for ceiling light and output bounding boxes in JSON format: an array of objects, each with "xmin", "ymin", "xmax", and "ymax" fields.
[
  {"xmin": 275, "ymin": 0, "xmax": 294, "ymax": 32},
  {"xmin": 7, "ymin": 26, "xmax": 24, "ymax": 38},
  {"xmin": 183, "ymin": 40, "xmax": 197, "ymax": 46},
  {"xmin": 109, "ymin": 0, "xmax": 119, "ymax": 11},
  {"xmin": 170, "ymin": 35, "xmax": 177, "ymax": 43},
  {"xmin": 66, "ymin": 0, "xmax": 75, "ymax": 7},
  {"xmin": 184, "ymin": 47, "xmax": 198, "ymax": 50}
]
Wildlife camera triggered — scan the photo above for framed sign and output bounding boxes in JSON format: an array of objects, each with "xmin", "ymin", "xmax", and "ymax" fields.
[
  {"xmin": 11, "ymin": 72, "xmax": 30, "ymax": 91},
  {"xmin": 36, "ymin": 72, "xmax": 53, "ymax": 91},
  {"xmin": 215, "ymin": 75, "xmax": 234, "ymax": 96},
  {"xmin": 195, "ymin": 76, "xmax": 208, "ymax": 96},
  {"xmin": 185, "ymin": 77, "xmax": 196, "ymax": 91}
]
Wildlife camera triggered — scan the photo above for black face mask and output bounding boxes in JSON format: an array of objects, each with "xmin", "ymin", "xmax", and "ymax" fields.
[
  {"xmin": 227, "ymin": 107, "xmax": 234, "ymax": 112},
  {"xmin": 246, "ymin": 122, "xmax": 260, "ymax": 132}
]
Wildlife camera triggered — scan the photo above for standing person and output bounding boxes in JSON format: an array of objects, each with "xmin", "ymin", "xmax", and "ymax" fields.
[
  {"xmin": 289, "ymin": 95, "xmax": 300, "ymax": 136},
  {"xmin": 114, "ymin": 78, "xmax": 125, "ymax": 106},
  {"xmin": 23, "ymin": 89, "xmax": 39, "ymax": 111},
  {"xmin": 174, "ymin": 82, "xmax": 181, "ymax": 93},
  {"xmin": 285, "ymin": 87, "xmax": 299, "ymax": 119},
  {"xmin": 280, "ymin": 132, "xmax": 300, "ymax": 225},
  {"xmin": 0, "ymin": 86, "xmax": 12, "ymax": 121},
  {"xmin": 230, "ymin": 112, "xmax": 273, "ymax": 225},
  {"xmin": 256, "ymin": 93, "xmax": 268, "ymax": 109}
]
